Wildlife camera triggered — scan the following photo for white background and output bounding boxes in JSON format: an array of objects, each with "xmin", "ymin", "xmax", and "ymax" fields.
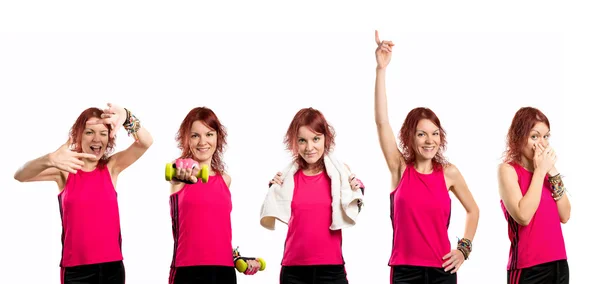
[{"xmin": 1, "ymin": 1, "xmax": 599, "ymax": 284}]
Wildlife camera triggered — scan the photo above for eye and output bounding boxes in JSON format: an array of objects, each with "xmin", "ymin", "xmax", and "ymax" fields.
[
  {"xmin": 101, "ymin": 133, "xmax": 108, "ymax": 137},
  {"xmin": 298, "ymin": 138, "xmax": 306, "ymax": 144},
  {"xmin": 417, "ymin": 133, "xmax": 424, "ymax": 137},
  {"xmin": 544, "ymin": 135, "xmax": 550, "ymax": 139},
  {"xmin": 531, "ymin": 135, "xmax": 538, "ymax": 139},
  {"xmin": 191, "ymin": 134, "xmax": 199, "ymax": 138},
  {"xmin": 313, "ymin": 137, "xmax": 320, "ymax": 142},
  {"xmin": 207, "ymin": 132, "xmax": 214, "ymax": 137},
  {"xmin": 433, "ymin": 132, "xmax": 439, "ymax": 136},
  {"xmin": 85, "ymin": 131, "xmax": 93, "ymax": 135}
]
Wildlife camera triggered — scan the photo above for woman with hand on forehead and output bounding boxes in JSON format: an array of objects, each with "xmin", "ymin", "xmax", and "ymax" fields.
[
  {"xmin": 261, "ymin": 107, "xmax": 365, "ymax": 284},
  {"xmin": 498, "ymin": 107, "xmax": 570, "ymax": 284},
  {"xmin": 167, "ymin": 107, "xmax": 261, "ymax": 284},
  {"xmin": 14, "ymin": 103, "xmax": 153, "ymax": 284},
  {"xmin": 374, "ymin": 31, "xmax": 480, "ymax": 284}
]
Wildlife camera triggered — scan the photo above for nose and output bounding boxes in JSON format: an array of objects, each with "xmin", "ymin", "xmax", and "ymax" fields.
[
  {"xmin": 306, "ymin": 141, "xmax": 315, "ymax": 151},
  {"xmin": 92, "ymin": 133, "xmax": 102, "ymax": 142},
  {"xmin": 198, "ymin": 135, "xmax": 207, "ymax": 146}
]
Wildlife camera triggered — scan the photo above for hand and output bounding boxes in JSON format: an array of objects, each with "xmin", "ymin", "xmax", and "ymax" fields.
[
  {"xmin": 348, "ymin": 174, "xmax": 364, "ymax": 191},
  {"xmin": 173, "ymin": 158, "xmax": 200, "ymax": 184},
  {"xmin": 49, "ymin": 138, "xmax": 97, "ymax": 173},
  {"xmin": 442, "ymin": 249, "xmax": 465, "ymax": 274},
  {"xmin": 244, "ymin": 259, "xmax": 260, "ymax": 275},
  {"xmin": 86, "ymin": 103, "xmax": 127, "ymax": 138},
  {"xmin": 375, "ymin": 30, "xmax": 394, "ymax": 70},
  {"xmin": 533, "ymin": 143, "xmax": 557, "ymax": 174},
  {"xmin": 269, "ymin": 172, "xmax": 283, "ymax": 186}
]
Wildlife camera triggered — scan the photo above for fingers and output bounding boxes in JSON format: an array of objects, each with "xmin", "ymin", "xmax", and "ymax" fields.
[
  {"xmin": 75, "ymin": 152, "xmax": 98, "ymax": 159},
  {"xmin": 271, "ymin": 172, "xmax": 283, "ymax": 185},
  {"xmin": 451, "ymin": 262, "xmax": 462, "ymax": 274},
  {"xmin": 375, "ymin": 30, "xmax": 380, "ymax": 44}
]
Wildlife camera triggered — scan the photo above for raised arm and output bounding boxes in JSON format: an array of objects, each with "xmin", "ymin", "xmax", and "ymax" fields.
[
  {"xmin": 14, "ymin": 138, "xmax": 96, "ymax": 189},
  {"xmin": 374, "ymin": 30, "xmax": 405, "ymax": 186},
  {"xmin": 88, "ymin": 103, "xmax": 153, "ymax": 178},
  {"xmin": 498, "ymin": 144, "xmax": 556, "ymax": 226}
]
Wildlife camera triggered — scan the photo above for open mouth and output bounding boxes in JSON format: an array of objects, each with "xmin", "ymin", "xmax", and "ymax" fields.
[{"xmin": 90, "ymin": 145, "xmax": 102, "ymax": 155}]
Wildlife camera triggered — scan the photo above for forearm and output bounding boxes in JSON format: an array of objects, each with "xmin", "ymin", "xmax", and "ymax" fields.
[
  {"xmin": 14, "ymin": 154, "xmax": 53, "ymax": 182},
  {"xmin": 549, "ymin": 172, "xmax": 570, "ymax": 223},
  {"xmin": 375, "ymin": 68, "xmax": 390, "ymax": 125},
  {"xmin": 463, "ymin": 208, "xmax": 479, "ymax": 241},
  {"xmin": 517, "ymin": 169, "xmax": 545, "ymax": 222}
]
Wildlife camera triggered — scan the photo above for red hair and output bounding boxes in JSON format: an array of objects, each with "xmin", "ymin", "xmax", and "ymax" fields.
[
  {"xmin": 398, "ymin": 107, "xmax": 448, "ymax": 170},
  {"xmin": 503, "ymin": 107, "xmax": 550, "ymax": 163},
  {"xmin": 284, "ymin": 107, "xmax": 336, "ymax": 170},
  {"xmin": 176, "ymin": 107, "xmax": 228, "ymax": 175},
  {"xmin": 69, "ymin": 107, "xmax": 116, "ymax": 168}
]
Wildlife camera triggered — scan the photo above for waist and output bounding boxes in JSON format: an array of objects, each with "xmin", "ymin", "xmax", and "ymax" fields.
[{"xmin": 282, "ymin": 229, "xmax": 343, "ymax": 266}]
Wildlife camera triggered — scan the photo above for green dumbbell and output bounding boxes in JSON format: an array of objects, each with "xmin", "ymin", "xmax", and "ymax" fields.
[
  {"xmin": 234, "ymin": 257, "xmax": 266, "ymax": 273},
  {"xmin": 165, "ymin": 163, "xmax": 209, "ymax": 183}
]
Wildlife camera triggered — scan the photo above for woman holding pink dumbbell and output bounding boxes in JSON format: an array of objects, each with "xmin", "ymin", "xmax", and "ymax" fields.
[{"xmin": 166, "ymin": 106, "xmax": 262, "ymax": 284}]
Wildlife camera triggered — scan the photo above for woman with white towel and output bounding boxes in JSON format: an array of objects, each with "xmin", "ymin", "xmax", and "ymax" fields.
[
  {"xmin": 373, "ymin": 30, "xmax": 480, "ymax": 284},
  {"xmin": 261, "ymin": 107, "xmax": 365, "ymax": 284}
]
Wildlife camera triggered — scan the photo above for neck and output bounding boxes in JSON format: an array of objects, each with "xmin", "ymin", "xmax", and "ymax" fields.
[
  {"xmin": 519, "ymin": 156, "xmax": 534, "ymax": 172},
  {"xmin": 303, "ymin": 162, "xmax": 323, "ymax": 176},
  {"xmin": 414, "ymin": 157, "xmax": 434, "ymax": 174},
  {"xmin": 82, "ymin": 159, "xmax": 99, "ymax": 171}
]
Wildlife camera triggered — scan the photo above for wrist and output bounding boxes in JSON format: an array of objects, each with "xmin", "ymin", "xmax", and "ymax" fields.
[
  {"xmin": 376, "ymin": 66, "xmax": 387, "ymax": 73},
  {"xmin": 45, "ymin": 153, "xmax": 56, "ymax": 168},
  {"xmin": 548, "ymin": 168, "xmax": 559, "ymax": 177}
]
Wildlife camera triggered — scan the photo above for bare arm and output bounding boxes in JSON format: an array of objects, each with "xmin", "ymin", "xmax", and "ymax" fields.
[
  {"xmin": 374, "ymin": 31, "xmax": 405, "ymax": 188},
  {"xmin": 445, "ymin": 164, "xmax": 479, "ymax": 241},
  {"xmin": 89, "ymin": 104, "xmax": 153, "ymax": 178},
  {"xmin": 498, "ymin": 163, "xmax": 546, "ymax": 226},
  {"xmin": 14, "ymin": 139, "xmax": 95, "ymax": 189},
  {"xmin": 108, "ymin": 126, "xmax": 153, "ymax": 176},
  {"xmin": 549, "ymin": 168, "xmax": 571, "ymax": 223},
  {"xmin": 14, "ymin": 154, "xmax": 64, "ymax": 185}
]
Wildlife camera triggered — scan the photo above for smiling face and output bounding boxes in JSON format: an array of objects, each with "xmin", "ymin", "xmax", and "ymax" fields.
[
  {"xmin": 412, "ymin": 119, "xmax": 441, "ymax": 161},
  {"xmin": 189, "ymin": 120, "xmax": 217, "ymax": 163},
  {"xmin": 521, "ymin": 121, "xmax": 551, "ymax": 160},
  {"xmin": 80, "ymin": 119, "xmax": 110, "ymax": 161},
  {"xmin": 296, "ymin": 126, "xmax": 325, "ymax": 165}
]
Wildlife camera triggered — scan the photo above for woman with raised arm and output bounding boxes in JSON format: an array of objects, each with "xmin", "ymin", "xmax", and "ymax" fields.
[
  {"xmin": 373, "ymin": 31, "xmax": 480, "ymax": 284},
  {"xmin": 260, "ymin": 107, "xmax": 365, "ymax": 284},
  {"xmin": 498, "ymin": 107, "xmax": 570, "ymax": 284},
  {"xmin": 167, "ymin": 107, "xmax": 261, "ymax": 284},
  {"xmin": 14, "ymin": 103, "xmax": 153, "ymax": 284}
]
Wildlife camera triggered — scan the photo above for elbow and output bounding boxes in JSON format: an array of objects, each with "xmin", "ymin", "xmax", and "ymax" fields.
[
  {"xmin": 560, "ymin": 215, "xmax": 570, "ymax": 224},
  {"xmin": 14, "ymin": 172, "xmax": 26, "ymax": 183},
  {"xmin": 515, "ymin": 216, "xmax": 532, "ymax": 226},
  {"xmin": 467, "ymin": 204, "xmax": 480, "ymax": 219}
]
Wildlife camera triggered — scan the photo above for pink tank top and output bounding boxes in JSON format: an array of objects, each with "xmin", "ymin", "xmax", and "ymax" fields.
[
  {"xmin": 170, "ymin": 174, "xmax": 233, "ymax": 267},
  {"xmin": 500, "ymin": 162, "xmax": 567, "ymax": 270},
  {"xmin": 389, "ymin": 164, "xmax": 451, "ymax": 268},
  {"xmin": 58, "ymin": 166, "xmax": 123, "ymax": 267},
  {"xmin": 281, "ymin": 170, "xmax": 344, "ymax": 266}
]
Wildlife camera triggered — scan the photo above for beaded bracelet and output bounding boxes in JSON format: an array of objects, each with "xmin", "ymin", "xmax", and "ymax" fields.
[
  {"xmin": 122, "ymin": 108, "xmax": 141, "ymax": 141},
  {"xmin": 548, "ymin": 173, "xmax": 566, "ymax": 201},
  {"xmin": 457, "ymin": 238, "xmax": 472, "ymax": 260}
]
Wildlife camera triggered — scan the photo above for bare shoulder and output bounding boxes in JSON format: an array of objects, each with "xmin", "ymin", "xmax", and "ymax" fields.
[
  {"xmin": 222, "ymin": 172, "xmax": 232, "ymax": 187},
  {"xmin": 443, "ymin": 163, "xmax": 461, "ymax": 178},
  {"xmin": 498, "ymin": 162, "xmax": 516, "ymax": 177}
]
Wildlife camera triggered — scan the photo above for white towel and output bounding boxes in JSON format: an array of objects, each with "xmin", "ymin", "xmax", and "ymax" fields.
[{"xmin": 259, "ymin": 153, "xmax": 364, "ymax": 231}]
